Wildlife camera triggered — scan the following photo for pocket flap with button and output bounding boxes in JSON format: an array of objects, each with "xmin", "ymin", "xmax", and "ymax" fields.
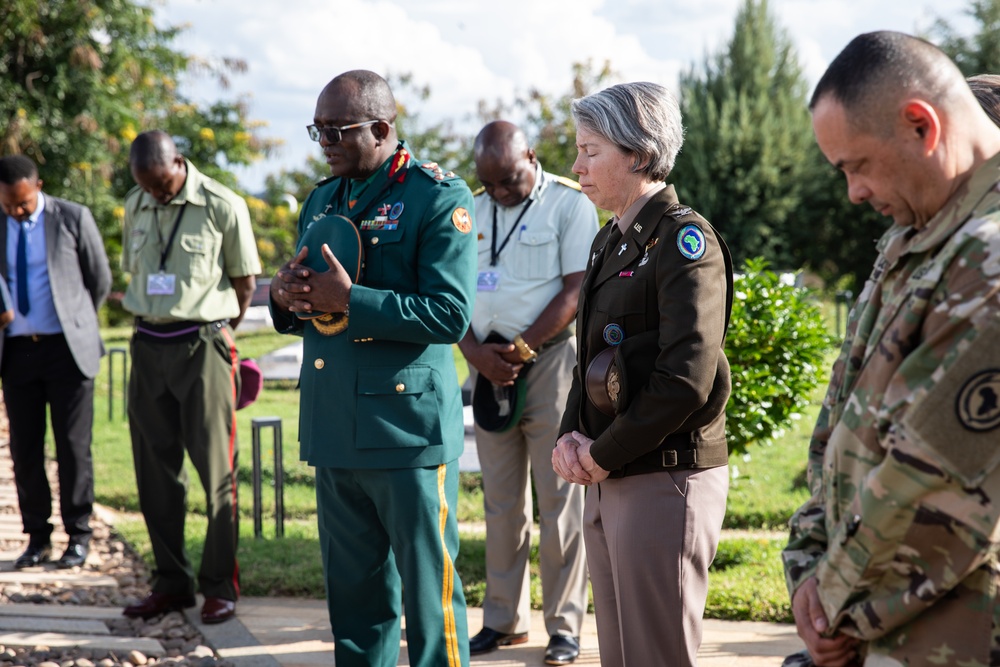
[
  {"xmin": 180, "ymin": 234, "xmax": 207, "ymax": 253},
  {"xmin": 358, "ymin": 366, "xmax": 435, "ymax": 395},
  {"xmin": 517, "ymin": 231, "xmax": 556, "ymax": 247}
]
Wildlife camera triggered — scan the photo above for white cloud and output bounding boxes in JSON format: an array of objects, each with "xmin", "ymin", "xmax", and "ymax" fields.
[{"xmin": 155, "ymin": 0, "xmax": 974, "ymax": 191}]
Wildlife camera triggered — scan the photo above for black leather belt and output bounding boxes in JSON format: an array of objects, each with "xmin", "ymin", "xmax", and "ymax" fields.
[
  {"xmin": 609, "ymin": 433, "xmax": 729, "ymax": 478},
  {"xmin": 8, "ymin": 333, "xmax": 60, "ymax": 343}
]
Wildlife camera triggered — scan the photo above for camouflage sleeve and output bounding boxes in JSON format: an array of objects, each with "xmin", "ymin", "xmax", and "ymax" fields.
[
  {"xmin": 813, "ymin": 225, "xmax": 1000, "ymax": 640},
  {"xmin": 783, "ymin": 293, "xmax": 862, "ymax": 598},
  {"xmin": 782, "ymin": 397, "xmax": 833, "ymax": 597}
]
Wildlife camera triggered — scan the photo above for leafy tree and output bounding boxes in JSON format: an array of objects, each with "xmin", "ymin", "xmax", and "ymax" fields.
[
  {"xmin": 674, "ymin": 0, "xmax": 883, "ymax": 291},
  {"xmin": 932, "ymin": 0, "xmax": 1000, "ymax": 75},
  {"xmin": 673, "ymin": 0, "xmax": 814, "ymax": 269},
  {"xmin": 1, "ymin": 0, "xmax": 276, "ymax": 317}
]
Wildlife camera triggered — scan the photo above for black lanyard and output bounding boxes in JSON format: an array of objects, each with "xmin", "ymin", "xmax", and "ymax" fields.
[
  {"xmin": 490, "ymin": 198, "xmax": 533, "ymax": 267},
  {"xmin": 153, "ymin": 203, "xmax": 188, "ymax": 272}
]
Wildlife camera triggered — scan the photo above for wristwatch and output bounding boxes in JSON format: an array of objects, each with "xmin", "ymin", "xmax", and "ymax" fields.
[{"xmin": 513, "ymin": 334, "xmax": 539, "ymax": 363}]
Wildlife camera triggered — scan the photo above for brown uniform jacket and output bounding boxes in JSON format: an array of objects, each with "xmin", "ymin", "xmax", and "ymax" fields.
[
  {"xmin": 559, "ymin": 186, "xmax": 733, "ymax": 476},
  {"xmin": 558, "ymin": 186, "xmax": 732, "ymax": 475}
]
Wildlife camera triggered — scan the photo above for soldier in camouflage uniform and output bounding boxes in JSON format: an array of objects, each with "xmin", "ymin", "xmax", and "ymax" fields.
[{"xmin": 782, "ymin": 32, "xmax": 1000, "ymax": 667}]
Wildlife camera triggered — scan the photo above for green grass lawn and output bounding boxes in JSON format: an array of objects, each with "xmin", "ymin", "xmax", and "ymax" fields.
[{"xmin": 87, "ymin": 324, "xmax": 819, "ymax": 622}]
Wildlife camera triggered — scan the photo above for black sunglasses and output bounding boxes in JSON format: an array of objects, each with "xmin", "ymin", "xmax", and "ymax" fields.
[{"xmin": 306, "ymin": 120, "xmax": 380, "ymax": 143}]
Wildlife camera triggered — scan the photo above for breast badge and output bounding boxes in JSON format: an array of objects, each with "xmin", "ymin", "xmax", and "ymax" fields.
[{"xmin": 603, "ymin": 323, "xmax": 624, "ymax": 346}]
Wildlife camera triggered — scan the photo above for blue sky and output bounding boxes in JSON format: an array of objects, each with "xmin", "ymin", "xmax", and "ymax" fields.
[{"xmin": 157, "ymin": 0, "xmax": 972, "ymax": 192}]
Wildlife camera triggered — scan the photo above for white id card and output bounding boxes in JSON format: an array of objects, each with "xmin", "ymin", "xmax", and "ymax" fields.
[
  {"xmin": 147, "ymin": 272, "xmax": 176, "ymax": 295},
  {"xmin": 477, "ymin": 271, "xmax": 500, "ymax": 292}
]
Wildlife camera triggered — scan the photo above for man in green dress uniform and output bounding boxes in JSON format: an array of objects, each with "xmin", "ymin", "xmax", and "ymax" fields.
[{"xmin": 270, "ymin": 70, "xmax": 477, "ymax": 667}]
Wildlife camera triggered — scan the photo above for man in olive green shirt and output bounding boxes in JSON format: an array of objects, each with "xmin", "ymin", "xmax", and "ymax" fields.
[{"xmin": 120, "ymin": 130, "xmax": 260, "ymax": 625}]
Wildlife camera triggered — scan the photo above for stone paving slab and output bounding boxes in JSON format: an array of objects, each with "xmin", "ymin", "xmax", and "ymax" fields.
[
  {"xmin": 185, "ymin": 596, "xmax": 281, "ymax": 667},
  {"xmin": 221, "ymin": 597, "xmax": 803, "ymax": 667},
  {"xmin": 0, "ymin": 632, "xmax": 164, "ymax": 656},
  {"xmin": 0, "ymin": 571, "xmax": 118, "ymax": 586},
  {"xmin": 0, "ymin": 617, "xmax": 110, "ymax": 635},
  {"xmin": 0, "ymin": 605, "xmax": 124, "ymax": 621}
]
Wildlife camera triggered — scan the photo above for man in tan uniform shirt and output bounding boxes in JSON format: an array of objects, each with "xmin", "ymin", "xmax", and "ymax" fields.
[{"xmin": 120, "ymin": 130, "xmax": 260, "ymax": 626}]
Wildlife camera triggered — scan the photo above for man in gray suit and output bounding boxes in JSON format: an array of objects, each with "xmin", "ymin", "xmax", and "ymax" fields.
[{"xmin": 0, "ymin": 155, "xmax": 111, "ymax": 570}]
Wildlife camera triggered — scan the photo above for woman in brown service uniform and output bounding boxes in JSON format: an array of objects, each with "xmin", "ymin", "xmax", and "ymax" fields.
[{"xmin": 552, "ymin": 82, "xmax": 733, "ymax": 667}]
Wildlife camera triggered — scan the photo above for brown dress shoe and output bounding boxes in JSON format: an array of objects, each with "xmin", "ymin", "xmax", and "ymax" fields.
[
  {"xmin": 201, "ymin": 596, "xmax": 236, "ymax": 624},
  {"xmin": 123, "ymin": 591, "xmax": 197, "ymax": 619}
]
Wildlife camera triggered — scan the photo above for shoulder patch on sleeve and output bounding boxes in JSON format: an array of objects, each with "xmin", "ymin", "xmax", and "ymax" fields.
[
  {"xmin": 903, "ymin": 321, "xmax": 1000, "ymax": 486},
  {"xmin": 676, "ymin": 224, "xmax": 706, "ymax": 260},
  {"xmin": 452, "ymin": 207, "xmax": 473, "ymax": 234},
  {"xmin": 554, "ymin": 175, "xmax": 582, "ymax": 191}
]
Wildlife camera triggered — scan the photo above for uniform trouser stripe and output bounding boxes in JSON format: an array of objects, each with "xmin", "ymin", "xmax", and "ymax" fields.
[
  {"xmin": 437, "ymin": 463, "xmax": 460, "ymax": 667},
  {"xmin": 220, "ymin": 326, "xmax": 241, "ymax": 596}
]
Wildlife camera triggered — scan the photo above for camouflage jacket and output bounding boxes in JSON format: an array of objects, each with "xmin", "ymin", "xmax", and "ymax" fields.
[{"xmin": 783, "ymin": 153, "xmax": 1000, "ymax": 666}]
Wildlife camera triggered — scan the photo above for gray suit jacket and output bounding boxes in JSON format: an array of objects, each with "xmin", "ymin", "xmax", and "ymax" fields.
[{"xmin": 0, "ymin": 195, "xmax": 112, "ymax": 379}]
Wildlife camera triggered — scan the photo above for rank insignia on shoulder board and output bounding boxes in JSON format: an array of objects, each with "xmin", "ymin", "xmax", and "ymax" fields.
[
  {"xmin": 677, "ymin": 225, "xmax": 706, "ymax": 260},
  {"xmin": 670, "ymin": 206, "xmax": 693, "ymax": 218}
]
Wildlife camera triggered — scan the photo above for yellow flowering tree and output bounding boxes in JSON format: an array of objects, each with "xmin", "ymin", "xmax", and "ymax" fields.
[{"xmin": 0, "ymin": 0, "xmax": 277, "ymax": 319}]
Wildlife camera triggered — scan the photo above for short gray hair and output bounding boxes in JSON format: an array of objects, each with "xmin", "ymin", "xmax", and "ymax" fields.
[{"xmin": 571, "ymin": 82, "xmax": 684, "ymax": 181}]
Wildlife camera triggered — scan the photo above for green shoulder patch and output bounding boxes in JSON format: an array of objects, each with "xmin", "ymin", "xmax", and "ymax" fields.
[
  {"xmin": 904, "ymin": 321, "xmax": 1000, "ymax": 487},
  {"xmin": 554, "ymin": 175, "xmax": 582, "ymax": 191}
]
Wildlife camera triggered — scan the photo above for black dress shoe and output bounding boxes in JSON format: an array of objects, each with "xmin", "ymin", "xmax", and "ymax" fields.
[
  {"xmin": 123, "ymin": 591, "xmax": 197, "ymax": 619},
  {"xmin": 201, "ymin": 596, "xmax": 237, "ymax": 624},
  {"xmin": 469, "ymin": 626, "xmax": 529, "ymax": 655},
  {"xmin": 545, "ymin": 635, "xmax": 580, "ymax": 665},
  {"xmin": 14, "ymin": 544, "xmax": 52, "ymax": 569},
  {"xmin": 56, "ymin": 542, "xmax": 89, "ymax": 569}
]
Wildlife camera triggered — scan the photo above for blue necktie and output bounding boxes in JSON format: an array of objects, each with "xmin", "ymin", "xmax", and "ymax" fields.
[{"xmin": 16, "ymin": 221, "xmax": 29, "ymax": 315}]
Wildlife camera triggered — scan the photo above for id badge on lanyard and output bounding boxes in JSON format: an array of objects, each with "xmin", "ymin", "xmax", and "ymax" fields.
[{"xmin": 146, "ymin": 203, "xmax": 187, "ymax": 296}]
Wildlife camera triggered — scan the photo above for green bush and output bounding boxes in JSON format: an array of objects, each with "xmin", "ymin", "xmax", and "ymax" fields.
[{"xmin": 725, "ymin": 257, "xmax": 833, "ymax": 455}]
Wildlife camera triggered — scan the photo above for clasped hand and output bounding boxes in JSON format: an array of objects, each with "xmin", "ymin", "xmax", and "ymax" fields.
[
  {"xmin": 552, "ymin": 431, "xmax": 609, "ymax": 486},
  {"xmin": 469, "ymin": 342, "xmax": 523, "ymax": 386},
  {"xmin": 271, "ymin": 245, "xmax": 352, "ymax": 314}
]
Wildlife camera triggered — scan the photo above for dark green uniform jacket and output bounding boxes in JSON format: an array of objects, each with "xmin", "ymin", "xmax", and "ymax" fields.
[{"xmin": 272, "ymin": 142, "xmax": 477, "ymax": 469}]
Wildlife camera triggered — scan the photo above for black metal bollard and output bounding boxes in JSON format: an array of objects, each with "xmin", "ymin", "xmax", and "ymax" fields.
[
  {"xmin": 108, "ymin": 347, "xmax": 128, "ymax": 420},
  {"xmin": 251, "ymin": 416, "xmax": 284, "ymax": 538}
]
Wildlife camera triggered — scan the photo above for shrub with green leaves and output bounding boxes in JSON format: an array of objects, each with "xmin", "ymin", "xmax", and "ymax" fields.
[{"xmin": 725, "ymin": 257, "xmax": 833, "ymax": 455}]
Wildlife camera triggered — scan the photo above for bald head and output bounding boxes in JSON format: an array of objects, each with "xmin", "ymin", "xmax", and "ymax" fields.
[
  {"xmin": 129, "ymin": 130, "xmax": 187, "ymax": 204},
  {"xmin": 322, "ymin": 70, "xmax": 398, "ymax": 124},
  {"xmin": 474, "ymin": 121, "xmax": 529, "ymax": 163},
  {"xmin": 811, "ymin": 31, "xmax": 972, "ymax": 135},
  {"xmin": 129, "ymin": 130, "xmax": 179, "ymax": 172},
  {"xmin": 474, "ymin": 121, "xmax": 537, "ymax": 207}
]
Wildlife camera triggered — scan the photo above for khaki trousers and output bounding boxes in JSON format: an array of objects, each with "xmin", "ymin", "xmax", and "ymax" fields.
[
  {"xmin": 585, "ymin": 465, "xmax": 729, "ymax": 666},
  {"xmin": 473, "ymin": 338, "xmax": 588, "ymax": 637}
]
